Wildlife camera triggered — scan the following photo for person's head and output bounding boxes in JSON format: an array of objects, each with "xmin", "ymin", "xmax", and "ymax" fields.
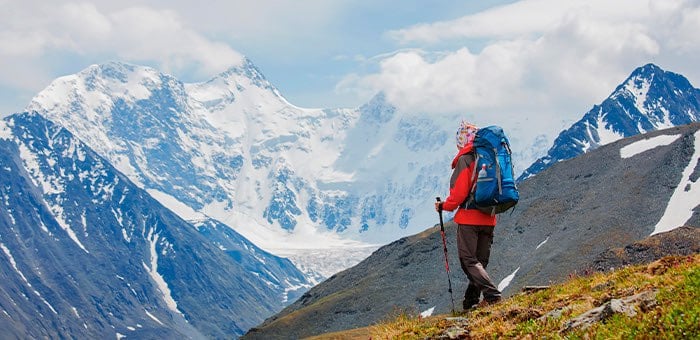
[{"xmin": 456, "ymin": 120, "xmax": 478, "ymax": 150}]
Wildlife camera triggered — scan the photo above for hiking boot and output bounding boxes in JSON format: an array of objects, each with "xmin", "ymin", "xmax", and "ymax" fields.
[
  {"xmin": 462, "ymin": 299, "xmax": 479, "ymax": 311},
  {"xmin": 462, "ymin": 284, "xmax": 480, "ymax": 310}
]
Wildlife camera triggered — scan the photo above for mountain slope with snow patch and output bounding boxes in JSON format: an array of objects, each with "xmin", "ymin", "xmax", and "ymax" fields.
[
  {"xmin": 245, "ymin": 123, "xmax": 700, "ymax": 339},
  {"xmin": 0, "ymin": 112, "xmax": 309, "ymax": 337}
]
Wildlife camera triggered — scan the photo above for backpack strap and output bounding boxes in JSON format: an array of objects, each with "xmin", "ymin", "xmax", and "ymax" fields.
[
  {"xmin": 460, "ymin": 152, "xmax": 496, "ymax": 216},
  {"xmin": 469, "ymin": 152, "xmax": 480, "ymax": 196},
  {"xmin": 459, "ymin": 152, "xmax": 480, "ymax": 209}
]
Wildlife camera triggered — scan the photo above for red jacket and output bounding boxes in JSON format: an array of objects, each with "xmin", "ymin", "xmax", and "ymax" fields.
[{"xmin": 442, "ymin": 142, "xmax": 497, "ymax": 226}]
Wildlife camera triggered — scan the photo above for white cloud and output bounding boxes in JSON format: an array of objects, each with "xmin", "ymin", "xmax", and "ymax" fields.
[
  {"xmin": 387, "ymin": 0, "xmax": 649, "ymax": 43},
  {"xmin": 0, "ymin": 0, "xmax": 356, "ymax": 114},
  {"xmin": 338, "ymin": 0, "xmax": 700, "ymax": 156},
  {"xmin": 0, "ymin": 2, "xmax": 243, "ymax": 90},
  {"xmin": 663, "ymin": 1, "xmax": 700, "ymax": 52},
  {"xmin": 105, "ymin": 6, "xmax": 243, "ymax": 74},
  {"xmin": 60, "ymin": 2, "xmax": 113, "ymax": 44}
]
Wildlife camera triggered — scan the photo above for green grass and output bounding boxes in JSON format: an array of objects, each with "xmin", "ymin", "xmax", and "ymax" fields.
[{"xmin": 364, "ymin": 254, "xmax": 700, "ymax": 339}]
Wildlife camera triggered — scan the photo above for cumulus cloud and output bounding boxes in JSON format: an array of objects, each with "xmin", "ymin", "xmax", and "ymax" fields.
[
  {"xmin": 105, "ymin": 6, "xmax": 243, "ymax": 74},
  {"xmin": 338, "ymin": 0, "xmax": 700, "ymax": 150},
  {"xmin": 0, "ymin": 2, "xmax": 243, "ymax": 92}
]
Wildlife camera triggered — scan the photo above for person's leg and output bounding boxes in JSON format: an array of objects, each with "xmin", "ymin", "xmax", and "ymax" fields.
[
  {"xmin": 458, "ymin": 225, "xmax": 501, "ymax": 305},
  {"xmin": 475, "ymin": 226, "xmax": 501, "ymax": 302},
  {"xmin": 475, "ymin": 226, "xmax": 493, "ymax": 268},
  {"xmin": 457, "ymin": 225, "xmax": 481, "ymax": 309}
]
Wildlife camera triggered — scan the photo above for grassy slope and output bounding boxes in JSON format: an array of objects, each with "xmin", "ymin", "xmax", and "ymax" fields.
[{"xmin": 308, "ymin": 254, "xmax": 699, "ymax": 339}]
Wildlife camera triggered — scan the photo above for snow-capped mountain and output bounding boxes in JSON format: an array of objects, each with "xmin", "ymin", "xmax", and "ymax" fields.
[
  {"xmin": 519, "ymin": 63, "xmax": 700, "ymax": 181},
  {"xmin": 0, "ymin": 112, "xmax": 310, "ymax": 338},
  {"xmin": 26, "ymin": 60, "xmax": 462, "ymax": 277}
]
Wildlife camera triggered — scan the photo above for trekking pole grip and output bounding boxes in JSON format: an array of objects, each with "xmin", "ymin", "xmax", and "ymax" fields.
[{"xmin": 435, "ymin": 197, "xmax": 444, "ymax": 229}]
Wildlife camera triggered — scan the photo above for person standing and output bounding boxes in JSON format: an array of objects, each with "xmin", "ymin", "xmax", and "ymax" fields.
[{"xmin": 435, "ymin": 121, "xmax": 502, "ymax": 310}]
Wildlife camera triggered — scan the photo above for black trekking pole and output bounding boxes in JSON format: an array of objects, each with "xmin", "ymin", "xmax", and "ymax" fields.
[{"xmin": 436, "ymin": 197, "xmax": 456, "ymax": 315}]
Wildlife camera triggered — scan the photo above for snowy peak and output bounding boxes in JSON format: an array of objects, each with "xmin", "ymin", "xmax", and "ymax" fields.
[
  {"xmin": 186, "ymin": 57, "xmax": 298, "ymax": 119},
  {"xmin": 358, "ymin": 92, "xmax": 396, "ymax": 124},
  {"xmin": 26, "ymin": 58, "xmax": 372, "ymax": 273},
  {"xmin": 217, "ymin": 57, "xmax": 279, "ymax": 93},
  {"xmin": 26, "ymin": 61, "xmax": 189, "ymax": 159},
  {"xmin": 51, "ymin": 61, "xmax": 170, "ymax": 106},
  {"xmin": 611, "ymin": 63, "xmax": 699, "ymax": 130},
  {"xmin": 86, "ymin": 61, "xmax": 162, "ymax": 85},
  {"xmin": 519, "ymin": 63, "xmax": 700, "ymax": 181},
  {"xmin": 615, "ymin": 63, "xmax": 659, "ymax": 117}
]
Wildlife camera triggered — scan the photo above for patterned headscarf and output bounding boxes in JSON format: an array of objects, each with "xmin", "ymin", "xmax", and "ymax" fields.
[{"xmin": 456, "ymin": 120, "xmax": 478, "ymax": 149}]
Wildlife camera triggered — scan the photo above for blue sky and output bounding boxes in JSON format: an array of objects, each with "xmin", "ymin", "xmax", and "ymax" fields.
[{"xmin": 2, "ymin": 0, "xmax": 699, "ymax": 137}]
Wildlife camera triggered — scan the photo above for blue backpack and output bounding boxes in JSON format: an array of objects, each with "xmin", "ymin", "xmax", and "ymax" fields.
[{"xmin": 466, "ymin": 126, "xmax": 519, "ymax": 215}]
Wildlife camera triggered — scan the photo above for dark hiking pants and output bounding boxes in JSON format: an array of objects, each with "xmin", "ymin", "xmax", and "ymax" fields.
[{"xmin": 457, "ymin": 224, "xmax": 501, "ymax": 307}]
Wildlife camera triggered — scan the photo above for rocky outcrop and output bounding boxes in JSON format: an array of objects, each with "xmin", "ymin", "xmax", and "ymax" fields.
[
  {"xmin": 592, "ymin": 226, "xmax": 700, "ymax": 272},
  {"xmin": 561, "ymin": 290, "xmax": 658, "ymax": 332}
]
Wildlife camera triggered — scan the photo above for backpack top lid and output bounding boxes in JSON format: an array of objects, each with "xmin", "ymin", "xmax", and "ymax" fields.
[{"xmin": 474, "ymin": 125, "xmax": 510, "ymax": 149}]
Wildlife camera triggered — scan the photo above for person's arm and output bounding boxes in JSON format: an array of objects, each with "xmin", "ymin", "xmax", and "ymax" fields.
[{"xmin": 441, "ymin": 154, "xmax": 474, "ymax": 212}]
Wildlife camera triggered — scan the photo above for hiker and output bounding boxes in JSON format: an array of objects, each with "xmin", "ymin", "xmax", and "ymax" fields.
[{"xmin": 435, "ymin": 121, "xmax": 502, "ymax": 310}]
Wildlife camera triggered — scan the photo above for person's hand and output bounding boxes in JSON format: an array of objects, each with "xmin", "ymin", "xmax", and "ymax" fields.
[{"xmin": 435, "ymin": 201, "xmax": 442, "ymax": 212}]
